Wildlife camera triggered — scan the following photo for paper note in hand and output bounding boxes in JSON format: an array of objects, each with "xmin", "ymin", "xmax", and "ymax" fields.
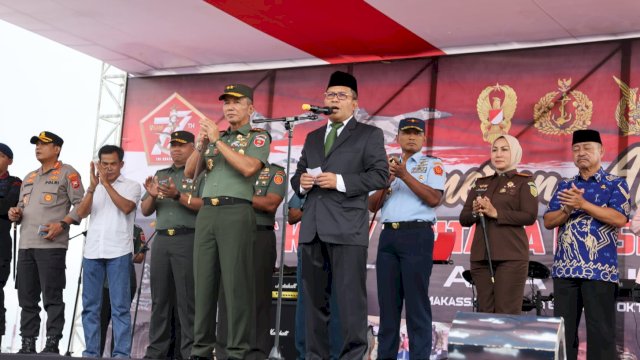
[{"xmin": 307, "ymin": 167, "xmax": 323, "ymax": 177}]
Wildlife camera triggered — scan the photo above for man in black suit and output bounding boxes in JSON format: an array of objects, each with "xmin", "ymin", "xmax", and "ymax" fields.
[{"xmin": 291, "ymin": 71, "xmax": 388, "ymax": 360}]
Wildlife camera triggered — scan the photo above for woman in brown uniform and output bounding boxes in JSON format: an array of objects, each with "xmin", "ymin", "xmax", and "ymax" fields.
[{"xmin": 460, "ymin": 134, "xmax": 538, "ymax": 314}]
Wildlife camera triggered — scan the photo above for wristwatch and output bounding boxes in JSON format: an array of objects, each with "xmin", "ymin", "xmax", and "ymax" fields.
[{"xmin": 59, "ymin": 221, "xmax": 70, "ymax": 230}]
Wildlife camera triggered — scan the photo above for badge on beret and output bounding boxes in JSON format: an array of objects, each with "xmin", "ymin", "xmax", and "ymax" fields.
[
  {"xmin": 253, "ymin": 134, "xmax": 267, "ymax": 148},
  {"xmin": 68, "ymin": 173, "xmax": 81, "ymax": 189}
]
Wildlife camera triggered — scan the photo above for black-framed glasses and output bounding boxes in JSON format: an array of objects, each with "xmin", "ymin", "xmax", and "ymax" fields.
[{"xmin": 324, "ymin": 91, "xmax": 351, "ymax": 100}]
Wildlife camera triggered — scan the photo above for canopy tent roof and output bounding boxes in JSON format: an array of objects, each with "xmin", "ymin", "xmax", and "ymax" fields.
[{"xmin": 0, "ymin": 0, "xmax": 639, "ymax": 76}]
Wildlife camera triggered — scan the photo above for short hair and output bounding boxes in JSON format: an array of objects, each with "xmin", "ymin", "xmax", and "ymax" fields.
[{"xmin": 98, "ymin": 145, "xmax": 124, "ymax": 162}]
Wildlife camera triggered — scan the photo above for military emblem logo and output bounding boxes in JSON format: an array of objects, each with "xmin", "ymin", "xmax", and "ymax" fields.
[
  {"xmin": 139, "ymin": 92, "xmax": 206, "ymax": 165},
  {"xmin": 477, "ymin": 83, "xmax": 517, "ymax": 143},
  {"xmin": 613, "ymin": 76, "xmax": 640, "ymax": 135},
  {"xmin": 534, "ymin": 78, "xmax": 592, "ymax": 135}
]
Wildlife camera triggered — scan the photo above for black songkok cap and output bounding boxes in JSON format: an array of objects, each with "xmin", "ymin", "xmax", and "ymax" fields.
[
  {"xmin": 572, "ymin": 129, "xmax": 602, "ymax": 145},
  {"xmin": 327, "ymin": 71, "xmax": 357, "ymax": 94}
]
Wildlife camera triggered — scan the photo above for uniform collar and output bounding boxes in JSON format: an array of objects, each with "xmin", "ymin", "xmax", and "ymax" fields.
[
  {"xmin": 227, "ymin": 123, "xmax": 251, "ymax": 136},
  {"xmin": 0, "ymin": 171, "xmax": 8, "ymax": 179},
  {"xmin": 493, "ymin": 169, "xmax": 518, "ymax": 178},
  {"xmin": 39, "ymin": 161, "xmax": 62, "ymax": 175},
  {"xmin": 170, "ymin": 164, "xmax": 185, "ymax": 172},
  {"xmin": 403, "ymin": 151, "xmax": 423, "ymax": 164}
]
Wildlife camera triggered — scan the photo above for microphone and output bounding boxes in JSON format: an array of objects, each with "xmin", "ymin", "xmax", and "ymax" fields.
[{"xmin": 302, "ymin": 104, "xmax": 334, "ymax": 115}]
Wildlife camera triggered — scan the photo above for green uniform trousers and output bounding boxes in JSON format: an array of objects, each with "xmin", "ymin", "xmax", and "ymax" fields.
[
  {"xmin": 191, "ymin": 204, "xmax": 256, "ymax": 359},
  {"xmin": 145, "ymin": 233, "xmax": 195, "ymax": 360}
]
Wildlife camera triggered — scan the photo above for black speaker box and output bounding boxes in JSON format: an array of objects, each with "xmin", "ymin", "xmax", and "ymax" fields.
[
  {"xmin": 270, "ymin": 300, "xmax": 297, "ymax": 360},
  {"xmin": 272, "ymin": 274, "xmax": 298, "ymax": 301}
]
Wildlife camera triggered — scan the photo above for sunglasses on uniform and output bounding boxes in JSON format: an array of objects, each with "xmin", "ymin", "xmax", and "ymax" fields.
[{"xmin": 324, "ymin": 91, "xmax": 352, "ymax": 100}]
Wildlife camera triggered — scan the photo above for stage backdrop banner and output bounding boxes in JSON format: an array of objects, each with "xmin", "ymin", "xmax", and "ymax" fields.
[{"xmin": 122, "ymin": 39, "xmax": 640, "ymax": 359}]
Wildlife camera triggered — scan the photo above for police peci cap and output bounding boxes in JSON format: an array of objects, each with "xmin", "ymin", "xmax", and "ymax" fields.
[
  {"xmin": 572, "ymin": 129, "xmax": 601, "ymax": 145},
  {"xmin": 0, "ymin": 143, "xmax": 13, "ymax": 159},
  {"xmin": 30, "ymin": 131, "xmax": 64, "ymax": 146},
  {"xmin": 218, "ymin": 84, "xmax": 253, "ymax": 101},
  {"xmin": 170, "ymin": 130, "xmax": 195, "ymax": 144},
  {"xmin": 398, "ymin": 118, "xmax": 425, "ymax": 132},
  {"xmin": 327, "ymin": 71, "xmax": 358, "ymax": 94}
]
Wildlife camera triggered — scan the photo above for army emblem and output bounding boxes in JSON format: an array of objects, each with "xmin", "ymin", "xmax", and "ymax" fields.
[
  {"xmin": 613, "ymin": 76, "xmax": 640, "ymax": 135},
  {"xmin": 534, "ymin": 78, "xmax": 592, "ymax": 135},
  {"xmin": 477, "ymin": 83, "xmax": 517, "ymax": 143},
  {"xmin": 139, "ymin": 92, "xmax": 206, "ymax": 165}
]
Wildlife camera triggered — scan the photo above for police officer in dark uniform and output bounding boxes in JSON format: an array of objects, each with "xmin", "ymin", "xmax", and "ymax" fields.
[
  {"xmin": 185, "ymin": 84, "xmax": 270, "ymax": 360},
  {"xmin": 0, "ymin": 143, "xmax": 21, "ymax": 351},
  {"xmin": 216, "ymin": 162, "xmax": 286, "ymax": 360},
  {"xmin": 369, "ymin": 118, "xmax": 446, "ymax": 360},
  {"xmin": 142, "ymin": 130, "xmax": 204, "ymax": 360}
]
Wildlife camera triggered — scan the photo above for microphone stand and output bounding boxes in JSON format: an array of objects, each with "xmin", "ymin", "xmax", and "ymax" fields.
[
  {"xmin": 131, "ymin": 230, "xmax": 157, "ymax": 344},
  {"xmin": 253, "ymin": 113, "xmax": 319, "ymax": 360},
  {"xmin": 64, "ymin": 230, "xmax": 89, "ymax": 356},
  {"xmin": 475, "ymin": 190, "xmax": 495, "ymax": 283},
  {"xmin": 12, "ymin": 222, "xmax": 17, "ymax": 281}
]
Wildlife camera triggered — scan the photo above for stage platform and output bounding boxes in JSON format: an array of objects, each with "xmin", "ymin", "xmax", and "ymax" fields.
[{"xmin": 0, "ymin": 355, "xmax": 143, "ymax": 359}]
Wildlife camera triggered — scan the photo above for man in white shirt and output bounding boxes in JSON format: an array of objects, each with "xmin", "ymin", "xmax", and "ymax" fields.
[{"xmin": 76, "ymin": 145, "xmax": 142, "ymax": 358}]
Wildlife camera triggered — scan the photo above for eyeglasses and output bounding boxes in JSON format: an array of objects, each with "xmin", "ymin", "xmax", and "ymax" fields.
[{"xmin": 324, "ymin": 91, "xmax": 351, "ymax": 100}]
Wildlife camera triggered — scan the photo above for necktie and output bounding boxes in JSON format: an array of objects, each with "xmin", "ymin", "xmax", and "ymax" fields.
[{"xmin": 324, "ymin": 122, "xmax": 344, "ymax": 155}]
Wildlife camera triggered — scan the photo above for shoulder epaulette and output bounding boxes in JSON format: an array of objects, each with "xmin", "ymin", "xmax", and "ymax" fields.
[
  {"xmin": 251, "ymin": 128, "xmax": 272, "ymax": 141},
  {"xmin": 516, "ymin": 172, "xmax": 532, "ymax": 177},
  {"xmin": 270, "ymin": 163, "xmax": 285, "ymax": 171}
]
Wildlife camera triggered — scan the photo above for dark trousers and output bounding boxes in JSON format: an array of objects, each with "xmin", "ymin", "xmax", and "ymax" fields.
[
  {"xmin": 376, "ymin": 227, "xmax": 434, "ymax": 360},
  {"xmin": 192, "ymin": 204, "xmax": 256, "ymax": 360},
  {"xmin": 301, "ymin": 236, "xmax": 368, "ymax": 360},
  {"xmin": 553, "ymin": 278, "xmax": 617, "ymax": 360},
  {"xmin": 16, "ymin": 248, "xmax": 67, "ymax": 337},
  {"xmin": 145, "ymin": 234, "xmax": 195, "ymax": 360},
  {"xmin": 100, "ymin": 263, "xmax": 137, "ymax": 356},
  {"xmin": 0, "ymin": 257, "xmax": 9, "ymax": 335},
  {"xmin": 295, "ymin": 249, "xmax": 342, "ymax": 360},
  {"xmin": 470, "ymin": 259, "xmax": 528, "ymax": 314},
  {"xmin": 216, "ymin": 229, "xmax": 277, "ymax": 360}
]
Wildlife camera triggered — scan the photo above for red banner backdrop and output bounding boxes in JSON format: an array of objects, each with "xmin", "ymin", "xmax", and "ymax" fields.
[{"xmin": 122, "ymin": 39, "xmax": 640, "ymax": 359}]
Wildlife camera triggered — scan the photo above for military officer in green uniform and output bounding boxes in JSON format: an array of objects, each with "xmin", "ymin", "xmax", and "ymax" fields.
[
  {"xmin": 142, "ymin": 130, "xmax": 205, "ymax": 360},
  {"xmin": 216, "ymin": 163, "xmax": 287, "ymax": 360},
  {"xmin": 185, "ymin": 84, "xmax": 271, "ymax": 360}
]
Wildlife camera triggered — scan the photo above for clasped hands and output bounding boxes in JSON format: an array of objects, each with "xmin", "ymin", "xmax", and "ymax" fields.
[
  {"xmin": 557, "ymin": 183, "xmax": 586, "ymax": 213},
  {"xmin": 472, "ymin": 196, "xmax": 498, "ymax": 219},
  {"xmin": 300, "ymin": 172, "xmax": 337, "ymax": 190},
  {"xmin": 144, "ymin": 176, "xmax": 180, "ymax": 200}
]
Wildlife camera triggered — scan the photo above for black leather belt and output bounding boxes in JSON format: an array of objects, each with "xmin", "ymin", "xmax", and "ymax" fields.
[
  {"xmin": 158, "ymin": 228, "xmax": 195, "ymax": 236},
  {"xmin": 257, "ymin": 225, "xmax": 274, "ymax": 231},
  {"xmin": 383, "ymin": 221, "xmax": 433, "ymax": 230},
  {"xmin": 202, "ymin": 196, "xmax": 251, "ymax": 207}
]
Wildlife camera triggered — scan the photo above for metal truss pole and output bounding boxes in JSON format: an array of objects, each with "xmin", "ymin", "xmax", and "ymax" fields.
[{"xmin": 92, "ymin": 62, "xmax": 128, "ymax": 156}]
